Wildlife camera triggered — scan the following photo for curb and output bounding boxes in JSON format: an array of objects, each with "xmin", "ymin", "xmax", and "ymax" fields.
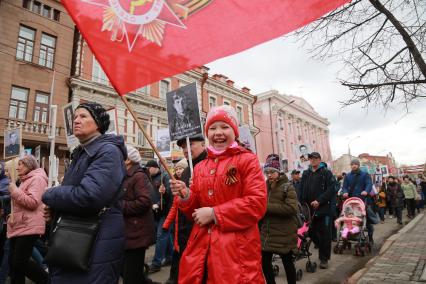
[{"xmin": 347, "ymin": 213, "xmax": 425, "ymax": 284}]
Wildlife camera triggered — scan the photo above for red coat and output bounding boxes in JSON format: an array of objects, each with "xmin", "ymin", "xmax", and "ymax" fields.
[{"xmin": 178, "ymin": 146, "xmax": 267, "ymax": 284}]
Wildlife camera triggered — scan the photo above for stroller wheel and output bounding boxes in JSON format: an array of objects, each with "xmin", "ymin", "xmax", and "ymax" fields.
[
  {"xmin": 313, "ymin": 262, "xmax": 317, "ymax": 272},
  {"xmin": 333, "ymin": 246, "xmax": 339, "ymax": 254},
  {"xmin": 306, "ymin": 261, "xmax": 313, "ymax": 273},
  {"xmin": 296, "ymin": 269, "xmax": 303, "ymax": 281},
  {"xmin": 365, "ymin": 243, "xmax": 372, "ymax": 254},
  {"xmin": 273, "ymin": 265, "xmax": 279, "ymax": 276}
]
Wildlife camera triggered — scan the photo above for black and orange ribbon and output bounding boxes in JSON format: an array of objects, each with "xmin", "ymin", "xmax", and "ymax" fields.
[{"xmin": 225, "ymin": 166, "xmax": 238, "ymax": 185}]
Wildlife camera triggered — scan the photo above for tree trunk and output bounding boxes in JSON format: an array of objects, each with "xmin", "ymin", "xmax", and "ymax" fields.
[{"xmin": 369, "ymin": 0, "xmax": 426, "ymax": 78}]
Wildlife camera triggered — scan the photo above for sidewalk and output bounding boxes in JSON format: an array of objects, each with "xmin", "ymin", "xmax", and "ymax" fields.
[{"xmin": 351, "ymin": 213, "xmax": 426, "ymax": 284}]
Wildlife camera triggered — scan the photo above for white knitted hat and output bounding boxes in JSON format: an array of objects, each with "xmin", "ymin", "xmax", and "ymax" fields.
[{"xmin": 126, "ymin": 145, "xmax": 141, "ymax": 164}]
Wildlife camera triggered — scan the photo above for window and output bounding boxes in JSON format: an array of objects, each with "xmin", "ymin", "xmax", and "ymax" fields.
[
  {"xmin": 39, "ymin": 33, "xmax": 56, "ymax": 68},
  {"xmin": 16, "ymin": 25, "xmax": 35, "ymax": 62},
  {"xmin": 32, "ymin": 1, "xmax": 41, "ymax": 13},
  {"xmin": 137, "ymin": 124, "xmax": 148, "ymax": 146},
  {"xmin": 236, "ymin": 105, "xmax": 243, "ymax": 124},
  {"xmin": 278, "ymin": 118, "xmax": 283, "ymax": 130},
  {"xmin": 209, "ymin": 96, "xmax": 217, "ymax": 108},
  {"xmin": 280, "ymin": 139, "xmax": 285, "ymax": 153},
  {"xmin": 159, "ymin": 80, "xmax": 170, "ymax": 99},
  {"xmin": 53, "ymin": 9, "xmax": 61, "ymax": 21},
  {"xmin": 42, "ymin": 5, "xmax": 51, "ymax": 18},
  {"xmin": 33, "ymin": 92, "xmax": 49, "ymax": 123},
  {"xmin": 223, "ymin": 100, "xmax": 230, "ymax": 106},
  {"xmin": 288, "ymin": 123, "xmax": 292, "ymax": 133},
  {"xmin": 92, "ymin": 57, "xmax": 109, "ymax": 84},
  {"xmin": 136, "ymin": 85, "xmax": 149, "ymax": 95},
  {"xmin": 22, "ymin": 0, "xmax": 31, "ymax": 9},
  {"xmin": 9, "ymin": 86, "xmax": 29, "ymax": 120}
]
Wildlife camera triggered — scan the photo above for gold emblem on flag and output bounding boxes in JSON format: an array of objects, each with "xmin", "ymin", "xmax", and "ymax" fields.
[{"xmin": 83, "ymin": 0, "xmax": 212, "ymax": 51}]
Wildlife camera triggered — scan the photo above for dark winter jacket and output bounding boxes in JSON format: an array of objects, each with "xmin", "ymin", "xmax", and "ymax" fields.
[
  {"xmin": 42, "ymin": 134, "xmax": 127, "ymax": 284},
  {"xmin": 387, "ymin": 182, "xmax": 405, "ymax": 208},
  {"xmin": 342, "ymin": 169, "xmax": 373, "ymax": 198},
  {"xmin": 260, "ymin": 174, "xmax": 298, "ymax": 255},
  {"xmin": 0, "ymin": 162, "xmax": 11, "ymax": 222},
  {"xmin": 150, "ymin": 171, "xmax": 172, "ymax": 219},
  {"xmin": 301, "ymin": 162, "xmax": 335, "ymax": 216},
  {"xmin": 291, "ymin": 179, "xmax": 302, "ymax": 202},
  {"xmin": 122, "ymin": 164, "xmax": 155, "ymax": 250}
]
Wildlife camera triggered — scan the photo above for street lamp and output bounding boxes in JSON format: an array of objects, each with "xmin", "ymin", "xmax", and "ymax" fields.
[
  {"xmin": 272, "ymin": 100, "xmax": 295, "ymax": 154},
  {"xmin": 347, "ymin": 135, "xmax": 360, "ymax": 157}
]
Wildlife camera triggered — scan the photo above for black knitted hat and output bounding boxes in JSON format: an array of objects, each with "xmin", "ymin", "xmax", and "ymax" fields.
[{"xmin": 76, "ymin": 102, "xmax": 110, "ymax": 134}]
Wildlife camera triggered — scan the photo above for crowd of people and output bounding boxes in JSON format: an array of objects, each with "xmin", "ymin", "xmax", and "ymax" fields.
[{"xmin": 0, "ymin": 102, "xmax": 425, "ymax": 284}]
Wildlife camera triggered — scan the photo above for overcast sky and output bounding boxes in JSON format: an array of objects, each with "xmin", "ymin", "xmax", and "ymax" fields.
[{"xmin": 207, "ymin": 37, "xmax": 426, "ymax": 166}]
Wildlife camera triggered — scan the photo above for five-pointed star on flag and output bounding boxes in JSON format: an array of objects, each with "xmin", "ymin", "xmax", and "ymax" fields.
[{"xmin": 81, "ymin": 0, "xmax": 186, "ymax": 51}]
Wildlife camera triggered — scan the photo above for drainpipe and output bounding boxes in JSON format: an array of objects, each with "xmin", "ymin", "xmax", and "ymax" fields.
[{"xmin": 268, "ymin": 98, "xmax": 275, "ymax": 154}]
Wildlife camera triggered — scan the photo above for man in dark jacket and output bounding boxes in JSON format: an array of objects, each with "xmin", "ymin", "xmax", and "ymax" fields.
[
  {"xmin": 146, "ymin": 160, "xmax": 173, "ymax": 273},
  {"xmin": 165, "ymin": 134, "xmax": 206, "ymax": 284},
  {"xmin": 291, "ymin": 169, "xmax": 302, "ymax": 202},
  {"xmin": 342, "ymin": 159, "xmax": 375, "ymax": 243},
  {"xmin": 300, "ymin": 152, "xmax": 335, "ymax": 269}
]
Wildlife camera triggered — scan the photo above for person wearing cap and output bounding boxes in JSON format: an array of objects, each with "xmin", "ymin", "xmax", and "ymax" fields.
[
  {"xmin": 342, "ymin": 159, "xmax": 375, "ymax": 243},
  {"xmin": 260, "ymin": 154, "xmax": 298, "ymax": 284},
  {"xmin": 163, "ymin": 135, "xmax": 206, "ymax": 284},
  {"xmin": 300, "ymin": 152, "xmax": 335, "ymax": 269},
  {"xmin": 42, "ymin": 102, "xmax": 127, "ymax": 283},
  {"xmin": 145, "ymin": 160, "xmax": 173, "ymax": 273},
  {"xmin": 170, "ymin": 105, "xmax": 267, "ymax": 283},
  {"xmin": 291, "ymin": 169, "xmax": 302, "ymax": 202},
  {"xmin": 122, "ymin": 146, "xmax": 158, "ymax": 284}
]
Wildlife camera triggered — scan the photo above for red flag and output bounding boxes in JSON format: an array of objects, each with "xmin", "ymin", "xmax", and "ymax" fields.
[{"xmin": 63, "ymin": 0, "xmax": 350, "ymax": 95}]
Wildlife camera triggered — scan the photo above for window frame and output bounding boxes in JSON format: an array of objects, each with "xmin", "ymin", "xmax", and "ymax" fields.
[
  {"xmin": 92, "ymin": 56, "xmax": 109, "ymax": 85},
  {"xmin": 16, "ymin": 25, "xmax": 36, "ymax": 62},
  {"xmin": 159, "ymin": 80, "xmax": 170, "ymax": 100},
  {"xmin": 236, "ymin": 104, "xmax": 243, "ymax": 124},
  {"xmin": 39, "ymin": 32, "xmax": 56, "ymax": 68},
  {"xmin": 208, "ymin": 95, "xmax": 217, "ymax": 109},
  {"xmin": 223, "ymin": 99, "xmax": 231, "ymax": 106},
  {"xmin": 9, "ymin": 86, "xmax": 29, "ymax": 120},
  {"xmin": 33, "ymin": 91, "xmax": 50, "ymax": 123}
]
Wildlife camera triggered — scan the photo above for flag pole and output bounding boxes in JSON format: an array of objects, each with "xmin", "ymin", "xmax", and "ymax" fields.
[{"xmin": 119, "ymin": 95, "xmax": 175, "ymax": 180}]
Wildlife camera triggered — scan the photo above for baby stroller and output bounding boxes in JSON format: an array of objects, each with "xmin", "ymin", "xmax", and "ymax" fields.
[
  {"xmin": 333, "ymin": 197, "xmax": 371, "ymax": 256},
  {"xmin": 272, "ymin": 203, "xmax": 317, "ymax": 281}
]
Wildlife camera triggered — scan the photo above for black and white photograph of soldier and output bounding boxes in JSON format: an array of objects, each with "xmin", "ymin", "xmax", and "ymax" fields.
[
  {"xmin": 63, "ymin": 103, "xmax": 74, "ymax": 136},
  {"xmin": 298, "ymin": 144, "xmax": 310, "ymax": 158},
  {"xmin": 4, "ymin": 128, "xmax": 22, "ymax": 159},
  {"xmin": 166, "ymin": 82, "xmax": 202, "ymax": 141}
]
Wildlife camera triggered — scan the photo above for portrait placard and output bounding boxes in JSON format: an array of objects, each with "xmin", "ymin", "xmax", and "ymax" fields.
[
  {"xmin": 156, "ymin": 128, "xmax": 171, "ymax": 158},
  {"xmin": 166, "ymin": 82, "xmax": 202, "ymax": 141},
  {"xmin": 63, "ymin": 103, "xmax": 79, "ymax": 149},
  {"xmin": 4, "ymin": 127, "xmax": 22, "ymax": 159},
  {"xmin": 238, "ymin": 125, "xmax": 256, "ymax": 153},
  {"xmin": 106, "ymin": 108, "xmax": 119, "ymax": 135}
]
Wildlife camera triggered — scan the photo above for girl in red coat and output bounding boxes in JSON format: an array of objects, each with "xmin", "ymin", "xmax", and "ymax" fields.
[{"xmin": 170, "ymin": 105, "xmax": 267, "ymax": 284}]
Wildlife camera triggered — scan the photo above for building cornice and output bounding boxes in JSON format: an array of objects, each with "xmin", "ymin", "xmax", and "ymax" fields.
[{"xmin": 256, "ymin": 90, "xmax": 330, "ymax": 127}]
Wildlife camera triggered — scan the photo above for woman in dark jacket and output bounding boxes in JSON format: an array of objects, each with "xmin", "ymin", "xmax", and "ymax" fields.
[
  {"xmin": 386, "ymin": 176, "xmax": 405, "ymax": 225},
  {"xmin": 42, "ymin": 102, "xmax": 127, "ymax": 284},
  {"xmin": 260, "ymin": 154, "xmax": 298, "ymax": 284},
  {"xmin": 122, "ymin": 145, "xmax": 156, "ymax": 284}
]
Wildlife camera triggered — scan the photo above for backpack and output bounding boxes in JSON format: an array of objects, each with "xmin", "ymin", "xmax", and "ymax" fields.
[{"xmin": 283, "ymin": 183, "xmax": 303, "ymax": 228}]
